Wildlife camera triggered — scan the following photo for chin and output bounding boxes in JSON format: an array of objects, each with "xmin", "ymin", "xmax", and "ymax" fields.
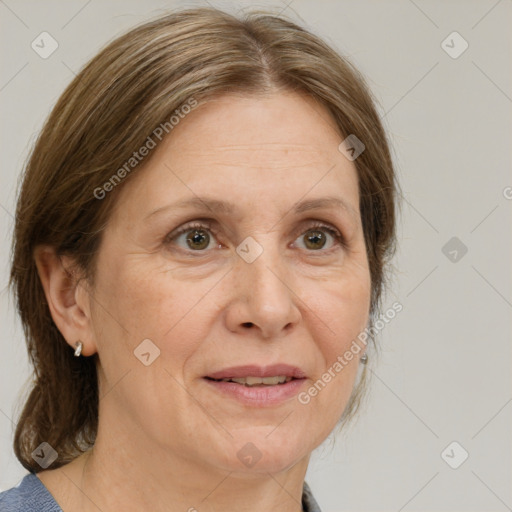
[{"xmin": 215, "ymin": 429, "xmax": 313, "ymax": 475}]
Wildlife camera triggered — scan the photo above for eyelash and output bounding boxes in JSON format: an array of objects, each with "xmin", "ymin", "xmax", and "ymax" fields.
[{"xmin": 165, "ymin": 220, "xmax": 347, "ymax": 255}]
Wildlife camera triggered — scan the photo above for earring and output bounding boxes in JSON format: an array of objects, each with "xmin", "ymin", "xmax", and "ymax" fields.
[
  {"xmin": 360, "ymin": 352, "xmax": 368, "ymax": 364},
  {"xmin": 74, "ymin": 341, "xmax": 83, "ymax": 357}
]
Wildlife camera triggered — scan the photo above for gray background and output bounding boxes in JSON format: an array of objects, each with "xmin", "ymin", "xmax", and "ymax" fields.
[{"xmin": 1, "ymin": 1, "xmax": 511, "ymax": 510}]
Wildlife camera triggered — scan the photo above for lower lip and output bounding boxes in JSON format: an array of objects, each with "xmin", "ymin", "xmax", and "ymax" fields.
[{"xmin": 203, "ymin": 378, "xmax": 306, "ymax": 406}]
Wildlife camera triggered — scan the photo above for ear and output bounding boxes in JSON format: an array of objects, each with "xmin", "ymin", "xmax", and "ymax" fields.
[{"xmin": 34, "ymin": 245, "xmax": 97, "ymax": 357}]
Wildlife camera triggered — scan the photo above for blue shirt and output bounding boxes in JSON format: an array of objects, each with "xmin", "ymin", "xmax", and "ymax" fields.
[{"xmin": 0, "ymin": 473, "xmax": 322, "ymax": 511}]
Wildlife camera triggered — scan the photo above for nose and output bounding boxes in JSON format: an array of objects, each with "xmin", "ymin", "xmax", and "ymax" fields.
[{"xmin": 224, "ymin": 238, "xmax": 301, "ymax": 339}]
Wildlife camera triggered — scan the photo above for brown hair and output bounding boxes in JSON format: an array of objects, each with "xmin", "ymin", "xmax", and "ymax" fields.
[{"xmin": 10, "ymin": 6, "xmax": 398, "ymax": 472}]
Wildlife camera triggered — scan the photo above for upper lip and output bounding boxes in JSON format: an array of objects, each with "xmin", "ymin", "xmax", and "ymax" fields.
[{"xmin": 206, "ymin": 364, "xmax": 307, "ymax": 380}]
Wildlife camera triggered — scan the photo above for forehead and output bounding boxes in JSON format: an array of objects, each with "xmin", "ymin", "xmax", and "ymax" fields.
[
  {"xmin": 113, "ymin": 92, "xmax": 360, "ymax": 221},
  {"xmin": 166, "ymin": 92, "xmax": 343, "ymax": 161}
]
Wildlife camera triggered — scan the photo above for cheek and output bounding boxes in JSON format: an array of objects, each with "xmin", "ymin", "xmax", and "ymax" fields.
[
  {"xmin": 307, "ymin": 272, "xmax": 371, "ymax": 403},
  {"xmin": 307, "ymin": 295, "xmax": 369, "ymax": 431},
  {"xmin": 91, "ymin": 258, "xmax": 217, "ymax": 371},
  {"xmin": 90, "ymin": 261, "xmax": 212, "ymax": 424},
  {"xmin": 312, "ymin": 269, "xmax": 371, "ymax": 350}
]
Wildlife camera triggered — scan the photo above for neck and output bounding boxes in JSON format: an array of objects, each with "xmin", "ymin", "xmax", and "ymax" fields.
[{"xmin": 72, "ymin": 413, "xmax": 309, "ymax": 512}]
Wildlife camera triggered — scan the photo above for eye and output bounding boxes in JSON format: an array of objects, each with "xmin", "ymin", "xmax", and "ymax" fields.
[
  {"xmin": 292, "ymin": 222, "xmax": 346, "ymax": 253},
  {"xmin": 166, "ymin": 221, "xmax": 220, "ymax": 252},
  {"xmin": 165, "ymin": 220, "xmax": 346, "ymax": 255}
]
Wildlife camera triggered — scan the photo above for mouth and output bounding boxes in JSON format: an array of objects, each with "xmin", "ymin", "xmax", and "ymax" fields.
[
  {"xmin": 205, "ymin": 364, "xmax": 306, "ymax": 382},
  {"xmin": 202, "ymin": 364, "xmax": 307, "ymax": 406},
  {"xmin": 205, "ymin": 375, "xmax": 297, "ymax": 387}
]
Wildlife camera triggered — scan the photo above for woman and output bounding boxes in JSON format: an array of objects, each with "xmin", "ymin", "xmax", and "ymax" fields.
[{"xmin": 0, "ymin": 6, "xmax": 397, "ymax": 511}]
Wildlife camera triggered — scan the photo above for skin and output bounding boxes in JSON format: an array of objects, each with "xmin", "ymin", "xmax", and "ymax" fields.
[{"xmin": 34, "ymin": 91, "xmax": 371, "ymax": 512}]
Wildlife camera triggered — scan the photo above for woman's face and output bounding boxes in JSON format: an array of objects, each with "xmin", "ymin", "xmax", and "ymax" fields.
[{"xmin": 86, "ymin": 91, "xmax": 371, "ymax": 473}]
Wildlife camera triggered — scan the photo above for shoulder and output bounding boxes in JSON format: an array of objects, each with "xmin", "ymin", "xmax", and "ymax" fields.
[{"xmin": 0, "ymin": 473, "xmax": 62, "ymax": 512}]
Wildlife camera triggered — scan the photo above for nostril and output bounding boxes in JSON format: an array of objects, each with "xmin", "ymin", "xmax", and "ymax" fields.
[{"xmin": 242, "ymin": 322, "xmax": 254, "ymax": 328}]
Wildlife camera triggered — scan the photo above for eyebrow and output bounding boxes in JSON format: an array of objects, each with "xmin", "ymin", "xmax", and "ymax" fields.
[{"xmin": 146, "ymin": 195, "xmax": 358, "ymax": 221}]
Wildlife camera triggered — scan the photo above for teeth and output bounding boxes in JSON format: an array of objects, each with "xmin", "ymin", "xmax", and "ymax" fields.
[{"xmin": 221, "ymin": 376, "xmax": 292, "ymax": 386}]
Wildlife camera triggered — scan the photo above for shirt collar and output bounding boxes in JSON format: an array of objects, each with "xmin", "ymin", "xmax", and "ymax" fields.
[{"xmin": 302, "ymin": 481, "xmax": 322, "ymax": 512}]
